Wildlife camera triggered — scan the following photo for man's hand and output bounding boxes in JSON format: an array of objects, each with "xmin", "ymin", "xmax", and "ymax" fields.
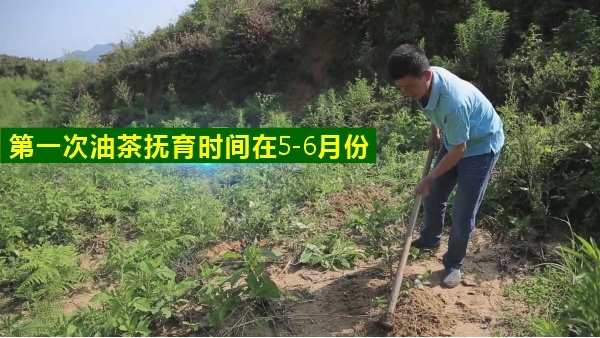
[
  {"xmin": 426, "ymin": 133, "xmax": 441, "ymax": 151},
  {"xmin": 414, "ymin": 142, "xmax": 466, "ymax": 197},
  {"xmin": 427, "ymin": 123, "xmax": 441, "ymax": 151},
  {"xmin": 414, "ymin": 174, "xmax": 433, "ymax": 197}
]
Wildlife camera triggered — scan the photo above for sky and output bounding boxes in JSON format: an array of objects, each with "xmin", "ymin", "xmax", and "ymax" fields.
[{"xmin": 0, "ymin": 0, "xmax": 196, "ymax": 60}]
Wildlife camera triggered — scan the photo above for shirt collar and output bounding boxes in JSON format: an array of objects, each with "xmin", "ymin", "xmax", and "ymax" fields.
[{"xmin": 417, "ymin": 68, "xmax": 440, "ymax": 110}]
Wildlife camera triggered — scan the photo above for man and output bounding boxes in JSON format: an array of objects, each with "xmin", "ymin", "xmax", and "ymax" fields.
[{"xmin": 387, "ymin": 44, "xmax": 505, "ymax": 288}]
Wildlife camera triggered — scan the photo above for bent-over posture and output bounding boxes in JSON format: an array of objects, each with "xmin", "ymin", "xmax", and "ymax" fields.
[{"xmin": 387, "ymin": 44, "xmax": 505, "ymax": 288}]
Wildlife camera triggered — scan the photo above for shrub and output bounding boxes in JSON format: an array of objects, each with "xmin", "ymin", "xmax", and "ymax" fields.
[{"xmin": 455, "ymin": 0, "xmax": 509, "ymax": 72}]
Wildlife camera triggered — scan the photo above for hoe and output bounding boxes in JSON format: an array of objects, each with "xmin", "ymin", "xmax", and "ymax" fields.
[{"xmin": 378, "ymin": 147, "xmax": 436, "ymax": 329}]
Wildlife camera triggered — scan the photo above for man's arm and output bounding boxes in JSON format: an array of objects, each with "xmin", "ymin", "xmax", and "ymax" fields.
[
  {"xmin": 415, "ymin": 107, "xmax": 470, "ymax": 196},
  {"xmin": 427, "ymin": 123, "xmax": 441, "ymax": 150},
  {"xmin": 427, "ymin": 142, "xmax": 466, "ymax": 181},
  {"xmin": 430, "ymin": 123, "xmax": 439, "ymax": 136},
  {"xmin": 428, "ymin": 107, "xmax": 469, "ymax": 180}
]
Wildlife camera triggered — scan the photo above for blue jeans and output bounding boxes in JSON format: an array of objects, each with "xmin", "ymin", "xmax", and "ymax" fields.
[{"xmin": 420, "ymin": 145, "xmax": 500, "ymax": 270}]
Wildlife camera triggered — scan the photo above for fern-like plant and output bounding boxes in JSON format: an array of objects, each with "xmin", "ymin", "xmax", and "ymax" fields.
[{"xmin": 15, "ymin": 243, "xmax": 90, "ymax": 302}]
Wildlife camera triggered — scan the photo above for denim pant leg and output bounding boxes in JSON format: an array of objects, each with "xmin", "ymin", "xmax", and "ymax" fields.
[
  {"xmin": 442, "ymin": 150, "xmax": 500, "ymax": 270},
  {"xmin": 420, "ymin": 146, "xmax": 458, "ymax": 246}
]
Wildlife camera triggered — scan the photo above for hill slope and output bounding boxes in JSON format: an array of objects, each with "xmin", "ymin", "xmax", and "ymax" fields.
[{"xmin": 54, "ymin": 43, "xmax": 116, "ymax": 62}]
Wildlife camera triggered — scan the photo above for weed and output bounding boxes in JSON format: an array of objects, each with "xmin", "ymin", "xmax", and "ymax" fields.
[
  {"xmin": 505, "ymin": 267, "xmax": 567, "ymax": 315},
  {"xmin": 197, "ymin": 241, "xmax": 283, "ymax": 329},
  {"xmin": 535, "ymin": 234, "xmax": 600, "ymax": 336},
  {"xmin": 298, "ymin": 230, "xmax": 366, "ymax": 271},
  {"xmin": 15, "ymin": 243, "xmax": 91, "ymax": 304}
]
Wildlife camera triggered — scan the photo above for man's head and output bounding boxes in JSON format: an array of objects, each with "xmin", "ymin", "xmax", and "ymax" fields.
[{"xmin": 387, "ymin": 44, "xmax": 432, "ymax": 100}]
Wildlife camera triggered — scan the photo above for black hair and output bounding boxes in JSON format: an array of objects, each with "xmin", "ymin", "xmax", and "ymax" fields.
[{"xmin": 386, "ymin": 44, "xmax": 430, "ymax": 81}]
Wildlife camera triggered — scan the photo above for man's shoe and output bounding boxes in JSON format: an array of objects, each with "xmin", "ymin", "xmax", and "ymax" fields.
[
  {"xmin": 442, "ymin": 268, "xmax": 461, "ymax": 288},
  {"xmin": 411, "ymin": 237, "xmax": 441, "ymax": 250}
]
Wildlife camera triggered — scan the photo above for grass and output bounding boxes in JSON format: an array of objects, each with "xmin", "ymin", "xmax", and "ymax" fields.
[
  {"xmin": 500, "ymin": 232, "xmax": 600, "ymax": 336},
  {"xmin": 505, "ymin": 267, "xmax": 567, "ymax": 315}
]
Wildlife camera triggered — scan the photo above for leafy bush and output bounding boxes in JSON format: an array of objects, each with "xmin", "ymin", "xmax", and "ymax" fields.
[
  {"xmin": 195, "ymin": 242, "xmax": 283, "ymax": 329},
  {"xmin": 549, "ymin": 9, "xmax": 600, "ymax": 65},
  {"xmin": 455, "ymin": 0, "xmax": 509, "ymax": 73},
  {"xmin": 48, "ymin": 239, "xmax": 199, "ymax": 337}
]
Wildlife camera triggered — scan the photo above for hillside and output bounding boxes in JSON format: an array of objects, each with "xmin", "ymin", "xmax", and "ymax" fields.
[
  {"xmin": 74, "ymin": 0, "xmax": 600, "ymax": 122},
  {"xmin": 1, "ymin": 0, "xmax": 600, "ymax": 336}
]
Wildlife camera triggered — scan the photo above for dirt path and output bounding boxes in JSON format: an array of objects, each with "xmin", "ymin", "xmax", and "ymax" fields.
[{"xmin": 238, "ymin": 227, "xmax": 524, "ymax": 337}]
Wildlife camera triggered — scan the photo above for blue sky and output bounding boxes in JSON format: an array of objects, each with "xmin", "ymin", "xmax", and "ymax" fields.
[{"xmin": 0, "ymin": 0, "xmax": 196, "ymax": 60}]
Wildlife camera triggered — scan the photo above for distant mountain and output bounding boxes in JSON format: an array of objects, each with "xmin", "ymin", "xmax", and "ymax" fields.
[{"xmin": 54, "ymin": 43, "xmax": 116, "ymax": 62}]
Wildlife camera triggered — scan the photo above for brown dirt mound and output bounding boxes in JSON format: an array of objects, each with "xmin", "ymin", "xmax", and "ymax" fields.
[
  {"xmin": 324, "ymin": 184, "xmax": 400, "ymax": 226},
  {"xmin": 236, "ymin": 227, "xmax": 531, "ymax": 337},
  {"xmin": 202, "ymin": 240, "xmax": 244, "ymax": 260},
  {"xmin": 328, "ymin": 184, "xmax": 396, "ymax": 211},
  {"xmin": 390, "ymin": 288, "xmax": 457, "ymax": 337}
]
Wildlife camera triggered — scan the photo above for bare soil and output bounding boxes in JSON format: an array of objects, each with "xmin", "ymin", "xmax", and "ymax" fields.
[
  {"xmin": 62, "ymin": 252, "xmax": 106, "ymax": 316},
  {"xmin": 233, "ymin": 227, "xmax": 530, "ymax": 337},
  {"xmin": 202, "ymin": 239, "xmax": 244, "ymax": 261},
  {"xmin": 325, "ymin": 183, "xmax": 400, "ymax": 225},
  {"xmin": 52, "ymin": 182, "xmax": 561, "ymax": 338}
]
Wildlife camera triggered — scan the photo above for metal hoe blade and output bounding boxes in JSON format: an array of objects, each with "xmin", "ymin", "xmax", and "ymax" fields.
[{"xmin": 379, "ymin": 148, "xmax": 436, "ymax": 328}]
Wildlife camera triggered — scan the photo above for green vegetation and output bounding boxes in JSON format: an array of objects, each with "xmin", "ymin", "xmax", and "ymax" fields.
[
  {"xmin": 1, "ymin": 0, "xmax": 600, "ymax": 336},
  {"xmin": 504, "ymin": 233, "xmax": 600, "ymax": 336}
]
